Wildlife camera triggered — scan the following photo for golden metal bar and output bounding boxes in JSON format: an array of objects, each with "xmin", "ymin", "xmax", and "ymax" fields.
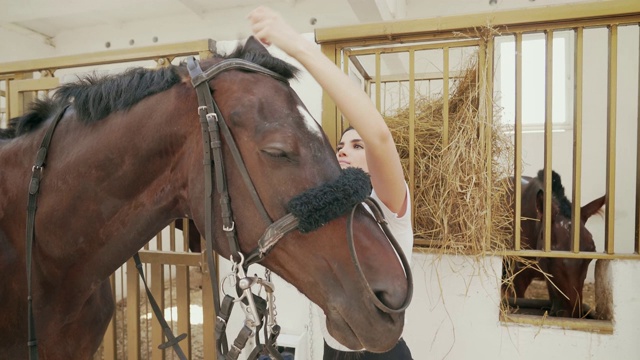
[
  {"xmin": 316, "ymin": 19, "xmax": 640, "ymax": 63},
  {"xmin": 478, "ymin": 42, "xmax": 486, "ymax": 151},
  {"xmin": 477, "ymin": 40, "xmax": 490, "ymax": 248},
  {"xmin": 543, "ymin": 30, "xmax": 554, "ymax": 253},
  {"xmin": 486, "ymin": 36, "xmax": 495, "ymax": 249},
  {"xmin": 514, "ymin": 33, "xmax": 523, "ymax": 251},
  {"xmin": 176, "ymin": 265, "xmax": 192, "ymax": 359},
  {"xmin": 572, "ymin": 27, "xmax": 585, "ymax": 253},
  {"xmin": 375, "ymin": 52, "xmax": 381, "ymax": 112},
  {"xmin": 341, "ymin": 49, "xmax": 349, "ymax": 130},
  {"xmin": 382, "ymin": 81, "xmax": 386, "ymax": 113},
  {"xmin": 137, "ymin": 250, "xmax": 202, "ymax": 267},
  {"xmin": 637, "ymin": 24, "xmax": 640, "ymax": 254},
  {"xmin": 442, "ymin": 47, "xmax": 450, "ymax": 147},
  {"xmin": 182, "ymin": 218, "xmax": 190, "ymax": 252},
  {"xmin": 315, "ymin": 0, "xmax": 640, "ymax": 43},
  {"xmin": 169, "ymin": 221, "xmax": 176, "ymax": 252},
  {"xmin": 346, "ymin": 39, "xmax": 481, "ymax": 56},
  {"xmin": 320, "ymin": 43, "xmax": 340, "ymax": 149},
  {"xmin": 201, "ymin": 258, "xmax": 216, "ymax": 360},
  {"xmin": 126, "ymin": 258, "xmax": 141, "ymax": 360},
  {"xmin": 397, "ymin": 81, "xmax": 401, "ymax": 110},
  {"xmin": 199, "ymin": 48, "xmax": 215, "ymax": 60},
  {"xmin": 151, "ymin": 263, "xmax": 165, "ymax": 360},
  {"xmin": 102, "ymin": 274, "xmax": 117, "ymax": 360},
  {"xmin": 409, "ymin": 50, "xmax": 416, "ymax": 229},
  {"xmin": 8, "ymin": 77, "xmax": 59, "ymax": 119},
  {"xmin": 499, "ymin": 249, "xmax": 640, "ymax": 260},
  {"xmin": 156, "ymin": 228, "xmax": 162, "ymax": 251},
  {"xmin": 501, "ymin": 313, "xmax": 613, "ymax": 334},
  {"xmin": 377, "ymin": 70, "xmax": 466, "ymax": 83},
  {"xmin": 605, "ymin": 25, "xmax": 618, "ymax": 255},
  {"xmin": 348, "ymin": 54, "xmax": 372, "ymax": 81},
  {"xmin": 0, "ymin": 39, "xmax": 216, "ymax": 75}
]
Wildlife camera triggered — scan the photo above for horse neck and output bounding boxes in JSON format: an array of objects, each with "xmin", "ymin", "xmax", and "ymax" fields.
[{"xmin": 22, "ymin": 89, "xmax": 198, "ymax": 286}]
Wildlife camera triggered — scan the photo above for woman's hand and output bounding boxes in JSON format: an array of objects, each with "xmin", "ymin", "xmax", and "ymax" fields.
[
  {"xmin": 247, "ymin": 6, "xmax": 304, "ymax": 57},
  {"xmin": 247, "ymin": 6, "xmax": 408, "ymax": 216}
]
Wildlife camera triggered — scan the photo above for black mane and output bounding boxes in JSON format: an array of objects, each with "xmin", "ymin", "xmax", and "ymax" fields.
[
  {"xmin": 0, "ymin": 38, "xmax": 298, "ymax": 140},
  {"xmin": 537, "ymin": 169, "xmax": 572, "ymax": 218}
]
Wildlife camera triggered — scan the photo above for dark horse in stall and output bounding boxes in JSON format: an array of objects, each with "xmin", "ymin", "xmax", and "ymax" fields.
[
  {"xmin": 503, "ymin": 170, "xmax": 605, "ymax": 318},
  {"xmin": 0, "ymin": 37, "xmax": 410, "ymax": 359}
]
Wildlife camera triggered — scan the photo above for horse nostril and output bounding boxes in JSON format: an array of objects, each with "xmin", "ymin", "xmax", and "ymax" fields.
[{"xmin": 374, "ymin": 288, "xmax": 406, "ymax": 311}]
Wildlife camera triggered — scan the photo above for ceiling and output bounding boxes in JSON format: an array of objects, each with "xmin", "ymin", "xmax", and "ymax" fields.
[{"xmin": 0, "ymin": 0, "xmax": 597, "ymax": 46}]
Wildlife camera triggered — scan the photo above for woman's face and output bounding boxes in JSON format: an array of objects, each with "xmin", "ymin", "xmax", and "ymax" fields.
[{"xmin": 336, "ymin": 129, "xmax": 368, "ymax": 173}]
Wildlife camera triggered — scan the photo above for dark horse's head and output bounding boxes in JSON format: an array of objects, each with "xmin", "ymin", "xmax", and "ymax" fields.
[
  {"xmin": 184, "ymin": 39, "xmax": 409, "ymax": 350},
  {"xmin": 0, "ymin": 37, "xmax": 409, "ymax": 357},
  {"xmin": 519, "ymin": 170, "xmax": 605, "ymax": 317}
]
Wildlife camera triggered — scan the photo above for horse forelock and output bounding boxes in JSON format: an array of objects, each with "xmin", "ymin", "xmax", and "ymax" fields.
[{"xmin": 536, "ymin": 169, "xmax": 572, "ymax": 219}]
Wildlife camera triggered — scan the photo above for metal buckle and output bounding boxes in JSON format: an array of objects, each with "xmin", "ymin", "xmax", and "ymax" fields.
[
  {"xmin": 206, "ymin": 112, "xmax": 218, "ymax": 122},
  {"xmin": 223, "ymin": 221, "xmax": 235, "ymax": 232}
]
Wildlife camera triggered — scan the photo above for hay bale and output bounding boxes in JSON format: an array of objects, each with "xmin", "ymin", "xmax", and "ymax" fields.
[{"xmin": 385, "ymin": 56, "xmax": 513, "ymax": 254}]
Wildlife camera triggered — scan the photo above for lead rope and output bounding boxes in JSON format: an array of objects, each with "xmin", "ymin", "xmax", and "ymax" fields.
[
  {"xmin": 25, "ymin": 105, "xmax": 69, "ymax": 360},
  {"xmin": 132, "ymin": 254, "xmax": 188, "ymax": 359},
  {"xmin": 307, "ymin": 301, "xmax": 315, "ymax": 360}
]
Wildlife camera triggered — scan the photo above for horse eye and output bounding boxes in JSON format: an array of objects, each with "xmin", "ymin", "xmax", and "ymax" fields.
[{"xmin": 262, "ymin": 148, "xmax": 288, "ymax": 159}]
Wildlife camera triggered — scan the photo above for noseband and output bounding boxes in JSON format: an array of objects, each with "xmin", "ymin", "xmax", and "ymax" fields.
[{"xmin": 186, "ymin": 56, "xmax": 413, "ymax": 358}]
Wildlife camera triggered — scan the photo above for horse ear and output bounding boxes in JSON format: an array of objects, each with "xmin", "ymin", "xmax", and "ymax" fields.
[
  {"xmin": 582, "ymin": 195, "xmax": 605, "ymax": 223},
  {"xmin": 243, "ymin": 36, "xmax": 270, "ymax": 55}
]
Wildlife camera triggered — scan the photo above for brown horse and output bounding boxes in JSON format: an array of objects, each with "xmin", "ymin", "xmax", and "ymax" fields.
[
  {"xmin": 0, "ymin": 37, "xmax": 410, "ymax": 359},
  {"xmin": 504, "ymin": 170, "xmax": 605, "ymax": 318}
]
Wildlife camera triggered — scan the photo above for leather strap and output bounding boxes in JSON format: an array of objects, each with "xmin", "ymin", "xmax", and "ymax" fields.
[
  {"xmin": 346, "ymin": 197, "xmax": 414, "ymax": 313},
  {"xmin": 226, "ymin": 325, "xmax": 253, "ymax": 360},
  {"xmin": 215, "ymin": 295, "xmax": 235, "ymax": 342},
  {"xmin": 133, "ymin": 254, "xmax": 187, "ymax": 359},
  {"xmin": 25, "ymin": 105, "xmax": 69, "ymax": 360}
]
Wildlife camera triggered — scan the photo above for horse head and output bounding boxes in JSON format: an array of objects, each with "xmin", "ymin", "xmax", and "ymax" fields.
[
  {"xmin": 181, "ymin": 37, "xmax": 410, "ymax": 350},
  {"xmin": 523, "ymin": 170, "xmax": 604, "ymax": 317}
]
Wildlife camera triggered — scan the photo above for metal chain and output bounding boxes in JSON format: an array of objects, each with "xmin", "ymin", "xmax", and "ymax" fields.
[{"xmin": 307, "ymin": 301, "xmax": 314, "ymax": 360}]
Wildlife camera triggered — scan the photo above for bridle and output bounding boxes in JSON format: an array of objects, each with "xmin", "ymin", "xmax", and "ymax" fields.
[
  {"xmin": 186, "ymin": 55, "xmax": 413, "ymax": 359},
  {"xmin": 23, "ymin": 55, "xmax": 412, "ymax": 360}
]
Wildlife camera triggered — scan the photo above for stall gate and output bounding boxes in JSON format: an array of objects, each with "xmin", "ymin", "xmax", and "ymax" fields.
[
  {"xmin": 317, "ymin": 0, "xmax": 640, "ymax": 330},
  {"xmin": 318, "ymin": 0, "xmax": 640, "ymax": 258}
]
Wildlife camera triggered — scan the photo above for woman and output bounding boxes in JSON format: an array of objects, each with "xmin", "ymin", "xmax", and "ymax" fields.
[{"xmin": 248, "ymin": 6, "xmax": 414, "ymax": 359}]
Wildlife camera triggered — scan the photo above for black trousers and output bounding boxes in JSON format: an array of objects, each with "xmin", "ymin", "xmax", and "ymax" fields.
[{"xmin": 323, "ymin": 338, "xmax": 413, "ymax": 360}]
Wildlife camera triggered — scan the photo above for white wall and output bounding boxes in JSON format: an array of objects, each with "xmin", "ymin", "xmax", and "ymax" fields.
[
  {"xmin": 0, "ymin": 27, "xmax": 56, "ymax": 62},
  {"xmin": 220, "ymin": 253, "xmax": 640, "ymax": 360}
]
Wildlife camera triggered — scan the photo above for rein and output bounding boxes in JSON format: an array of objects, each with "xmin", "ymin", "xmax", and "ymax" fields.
[{"xmin": 25, "ymin": 105, "xmax": 68, "ymax": 360}]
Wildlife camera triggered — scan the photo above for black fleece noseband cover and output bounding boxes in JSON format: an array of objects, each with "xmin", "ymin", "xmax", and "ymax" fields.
[{"xmin": 286, "ymin": 167, "xmax": 372, "ymax": 233}]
